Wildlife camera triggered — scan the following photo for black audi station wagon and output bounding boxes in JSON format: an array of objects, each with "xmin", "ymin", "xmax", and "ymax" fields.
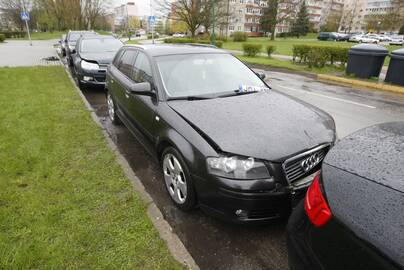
[{"xmin": 105, "ymin": 44, "xmax": 337, "ymax": 223}]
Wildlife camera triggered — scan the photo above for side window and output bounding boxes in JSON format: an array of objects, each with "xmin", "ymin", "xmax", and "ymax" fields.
[
  {"xmin": 118, "ymin": 50, "xmax": 137, "ymax": 78},
  {"xmin": 132, "ymin": 52, "xmax": 153, "ymax": 84},
  {"xmin": 113, "ymin": 49, "xmax": 124, "ymax": 67}
]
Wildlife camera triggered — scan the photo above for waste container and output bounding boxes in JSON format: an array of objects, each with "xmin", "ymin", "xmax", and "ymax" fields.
[
  {"xmin": 385, "ymin": 49, "xmax": 404, "ymax": 86},
  {"xmin": 346, "ymin": 44, "xmax": 388, "ymax": 79}
]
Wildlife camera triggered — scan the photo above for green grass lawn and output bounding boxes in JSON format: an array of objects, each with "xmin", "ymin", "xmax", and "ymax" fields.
[
  {"xmin": 10, "ymin": 31, "xmax": 65, "ymax": 40},
  {"xmin": 238, "ymin": 55, "xmax": 344, "ymax": 75},
  {"xmin": 126, "ymin": 40, "xmax": 140, "ymax": 44},
  {"xmin": 0, "ymin": 66, "xmax": 182, "ymax": 269},
  {"xmin": 224, "ymin": 37, "xmax": 403, "ymax": 57}
]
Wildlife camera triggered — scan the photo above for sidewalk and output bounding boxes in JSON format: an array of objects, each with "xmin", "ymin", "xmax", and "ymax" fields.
[{"xmin": 0, "ymin": 39, "xmax": 60, "ymax": 67}]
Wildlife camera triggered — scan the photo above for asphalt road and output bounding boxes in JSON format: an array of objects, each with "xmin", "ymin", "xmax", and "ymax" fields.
[{"xmin": 79, "ymin": 67, "xmax": 404, "ymax": 270}]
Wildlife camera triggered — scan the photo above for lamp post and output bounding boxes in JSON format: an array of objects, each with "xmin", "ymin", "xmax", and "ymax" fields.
[{"xmin": 211, "ymin": 0, "xmax": 216, "ymax": 45}]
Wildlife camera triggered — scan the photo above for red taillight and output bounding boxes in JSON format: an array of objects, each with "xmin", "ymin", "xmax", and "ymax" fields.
[{"xmin": 304, "ymin": 172, "xmax": 332, "ymax": 227}]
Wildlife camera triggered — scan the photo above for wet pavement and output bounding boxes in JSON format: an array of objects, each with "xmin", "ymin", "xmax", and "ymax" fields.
[{"xmin": 76, "ymin": 66, "xmax": 404, "ymax": 270}]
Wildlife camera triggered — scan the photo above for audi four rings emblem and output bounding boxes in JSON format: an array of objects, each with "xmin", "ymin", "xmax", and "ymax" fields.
[{"xmin": 301, "ymin": 153, "xmax": 321, "ymax": 172}]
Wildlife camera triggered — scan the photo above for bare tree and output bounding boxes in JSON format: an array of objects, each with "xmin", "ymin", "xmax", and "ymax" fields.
[
  {"xmin": 159, "ymin": 0, "xmax": 228, "ymax": 37},
  {"xmin": 261, "ymin": 0, "xmax": 298, "ymax": 40}
]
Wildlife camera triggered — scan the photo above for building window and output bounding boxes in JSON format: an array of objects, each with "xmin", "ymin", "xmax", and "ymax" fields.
[
  {"xmin": 238, "ymin": 26, "xmax": 242, "ymax": 31},
  {"xmin": 229, "ymin": 25, "xmax": 235, "ymax": 31}
]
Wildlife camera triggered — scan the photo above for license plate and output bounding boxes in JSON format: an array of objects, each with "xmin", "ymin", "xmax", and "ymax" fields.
[{"xmin": 292, "ymin": 171, "xmax": 318, "ymax": 189}]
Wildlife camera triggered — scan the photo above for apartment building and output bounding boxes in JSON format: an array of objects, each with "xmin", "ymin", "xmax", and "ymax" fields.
[
  {"xmin": 339, "ymin": 0, "xmax": 397, "ymax": 33},
  {"xmin": 274, "ymin": 0, "xmax": 343, "ymax": 33},
  {"xmin": 226, "ymin": 0, "xmax": 267, "ymax": 36}
]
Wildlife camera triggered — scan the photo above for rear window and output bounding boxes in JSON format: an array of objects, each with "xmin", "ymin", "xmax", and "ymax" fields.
[{"xmin": 80, "ymin": 38, "xmax": 123, "ymax": 53}]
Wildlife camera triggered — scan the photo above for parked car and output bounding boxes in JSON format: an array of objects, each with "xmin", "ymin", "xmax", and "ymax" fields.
[
  {"xmin": 105, "ymin": 44, "xmax": 337, "ymax": 223},
  {"xmin": 65, "ymin": 30, "xmax": 97, "ymax": 66},
  {"xmin": 390, "ymin": 36, "xmax": 404, "ymax": 45},
  {"xmin": 335, "ymin": 33, "xmax": 349, "ymax": 41},
  {"xmin": 317, "ymin": 32, "xmax": 338, "ymax": 41},
  {"xmin": 287, "ymin": 122, "xmax": 404, "ymax": 269},
  {"xmin": 349, "ymin": 34, "xmax": 379, "ymax": 44},
  {"xmin": 71, "ymin": 35, "xmax": 123, "ymax": 88},
  {"xmin": 59, "ymin": 34, "xmax": 67, "ymax": 56},
  {"xmin": 172, "ymin": 32, "xmax": 186, "ymax": 38}
]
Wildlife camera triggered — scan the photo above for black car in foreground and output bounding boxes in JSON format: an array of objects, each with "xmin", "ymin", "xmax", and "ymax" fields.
[
  {"xmin": 72, "ymin": 35, "xmax": 123, "ymax": 87},
  {"xmin": 287, "ymin": 122, "xmax": 404, "ymax": 269},
  {"xmin": 65, "ymin": 30, "xmax": 96, "ymax": 66},
  {"xmin": 106, "ymin": 44, "xmax": 336, "ymax": 223}
]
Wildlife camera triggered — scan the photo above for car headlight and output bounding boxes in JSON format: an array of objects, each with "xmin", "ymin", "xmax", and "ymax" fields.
[
  {"xmin": 207, "ymin": 156, "xmax": 271, "ymax": 179},
  {"xmin": 81, "ymin": 60, "xmax": 99, "ymax": 71}
]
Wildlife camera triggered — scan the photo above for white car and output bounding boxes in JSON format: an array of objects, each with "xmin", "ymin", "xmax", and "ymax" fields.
[
  {"xmin": 389, "ymin": 36, "xmax": 404, "ymax": 46},
  {"xmin": 172, "ymin": 33, "xmax": 186, "ymax": 38},
  {"xmin": 351, "ymin": 35, "xmax": 379, "ymax": 44}
]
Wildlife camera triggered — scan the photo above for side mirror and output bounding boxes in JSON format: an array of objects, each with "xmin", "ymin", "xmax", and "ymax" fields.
[
  {"xmin": 129, "ymin": 82, "xmax": 155, "ymax": 96},
  {"xmin": 71, "ymin": 49, "xmax": 76, "ymax": 54},
  {"xmin": 256, "ymin": 72, "xmax": 266, "ymax": 80}
]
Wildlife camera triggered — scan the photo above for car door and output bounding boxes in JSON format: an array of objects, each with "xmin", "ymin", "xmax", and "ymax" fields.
[
  {"xmin": 126, "ymin": 51, "xmax": 158, "ymax": 148},
  {"xmin": 109, "ymin": 49, "xmax": 138, "ymax": 117}
]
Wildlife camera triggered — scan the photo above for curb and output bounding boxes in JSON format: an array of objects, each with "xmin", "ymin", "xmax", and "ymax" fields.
[
  {"xmin": 318, "ymin": 74, "xmax": 404, "ymax": 95},
  {"xmin": 60, "ymin": 61, "xmax": 199, "ymax": 270}
]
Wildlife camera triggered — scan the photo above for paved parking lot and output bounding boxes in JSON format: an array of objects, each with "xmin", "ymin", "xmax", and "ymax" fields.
[
  {"xmin": 0, "ymin": 40, "xmax": 60, "ymax": 66},
  {"xmin": 80, "ymin": 68, "xmax": 404, "ymax": 270}
]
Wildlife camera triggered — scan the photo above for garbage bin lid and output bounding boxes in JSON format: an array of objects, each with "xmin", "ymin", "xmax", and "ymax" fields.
[
  {"xmin": 349, "ymin": 44, "xmax": 389, "ymax": 56},
  {"xmin": 392, "ymin": 48, "xmax": 404, "ymax": 56}
]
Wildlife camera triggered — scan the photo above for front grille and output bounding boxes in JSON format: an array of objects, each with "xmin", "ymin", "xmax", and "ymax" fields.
[
  {"xmin": 283, "ymin": 145, "xmax": 329, "ymax": 184},
  {"xmin": 94, "ymin": 76, "xmax": 106, "ymax": 82}
]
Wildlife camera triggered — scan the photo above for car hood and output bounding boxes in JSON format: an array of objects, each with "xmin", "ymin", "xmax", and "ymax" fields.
[
  {"xmin": 168, "ymin": 91, "xmax": 335, "ymax": 162},
  {"xmin": 80, "ymin": 51, "xmax": 117, "ymax": 65}
]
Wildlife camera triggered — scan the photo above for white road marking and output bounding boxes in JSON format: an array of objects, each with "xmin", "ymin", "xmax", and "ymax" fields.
[{"xmin": 275, "ymin": 85, "xmax": 377, "ymax": 109}]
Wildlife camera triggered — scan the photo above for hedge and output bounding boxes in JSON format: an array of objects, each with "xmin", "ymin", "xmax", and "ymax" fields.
[
  {"xmin": 293, "ymin": 44, "xmax": 349, "ymax": 68},
  {"xmin": 242, "ymin": 43, "xmax": 262, "ymax": 57},
  {"xmin": 0, "ymin": 31, "xmax": 25, "ymax": 38},
  {"xmin": 0, "ymin": 34, "xmax": 5, "ymax": 42},
  {"xmin": 163, "ymin": 38, "xmax": 223, "ymax": 48},
  {"xmin": 232, "ymin": 31, "xmax": 248, "ymax": 42},
  {"xmin": 266, "ymin": 45, "xmax": 276, "ymax": 57}
]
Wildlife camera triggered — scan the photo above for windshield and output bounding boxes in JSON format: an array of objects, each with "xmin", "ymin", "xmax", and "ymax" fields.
[
  {"xmin": 156, "ymin": 53, "xmax": 267, "ymax": 98},
  {"xmin": 69, "ymin": 33, "xmax": 83, "ymax": 42},
  {"xmin": 80, "ymin": 38, "xmax": 123, "ymax": 53}
]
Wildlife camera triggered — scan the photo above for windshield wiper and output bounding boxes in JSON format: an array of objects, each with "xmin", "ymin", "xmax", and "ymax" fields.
[
  {"xmin": 167, "ymin": 95, "xmax": 212, "ymax": 101},
  {"xmin": 216, "ymin": 90, "xmax": 258, "ymax": 98}
]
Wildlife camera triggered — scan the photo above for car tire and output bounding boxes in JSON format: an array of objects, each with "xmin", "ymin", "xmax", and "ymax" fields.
[
  {"xmin": 107, "ymin": 92, "xmax": 121, "ymax": 125},
  {"xmin": 161, "ymin": 147, "xmax": 197, "ymax": 211}
]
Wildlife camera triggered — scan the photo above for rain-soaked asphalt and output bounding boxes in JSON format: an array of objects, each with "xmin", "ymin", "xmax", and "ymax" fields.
[{"xmin": 76, "ymin": 67, "xmax": 404, "ymax": 270}]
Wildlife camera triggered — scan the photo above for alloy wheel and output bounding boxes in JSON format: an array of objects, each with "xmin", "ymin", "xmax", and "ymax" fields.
[
  {"xmin": 107, "ymin": 94, "xmax": 115, "ymax": 122},
  {"xmin": 163, "ymin": 153, "xmax": 187, "ymax": 204}
]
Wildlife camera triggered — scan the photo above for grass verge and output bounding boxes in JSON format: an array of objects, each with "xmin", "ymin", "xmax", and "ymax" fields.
[
  {"xmin": 237, "ymin": 55, "xmax": 344, "ymax": 75},
  {"xmin": 0, "ymin": 66, "xmax": 182, "ymax": 269}
]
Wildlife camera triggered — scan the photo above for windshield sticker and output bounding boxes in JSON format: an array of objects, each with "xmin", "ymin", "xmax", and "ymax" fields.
[{"xmin": 239, "ymin": 84, "xmax": 269, "ymax": 93}]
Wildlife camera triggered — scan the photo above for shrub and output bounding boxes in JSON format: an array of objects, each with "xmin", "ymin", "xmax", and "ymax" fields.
[
  {"xmin": 266, "ymin": 45, "xmax": 276, "ymax": 57},
  {"xmin": 242, "ymin": 43, "xmax": 262, "ymax": 57},
  {"xmin": 292, "ymin": 44, "xmax": 310, "ymax": 63},
  {"xmin": 0, "ymin": 31, "xmax": 25, "ymax": 38},
  {"xmin": 147, "ymin": 33, "xmax": 159, "ymax": 39},
  {"xmin": 292, "ymin": 44, "xmax": 349, "ymax": 68},
  {"xmin": 233, "ymin": 31, "xmax": 247, "ymax": 42},
  {"xmin": 0, "ymin": 34, "xmax": 5, "ymax": 42}
]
